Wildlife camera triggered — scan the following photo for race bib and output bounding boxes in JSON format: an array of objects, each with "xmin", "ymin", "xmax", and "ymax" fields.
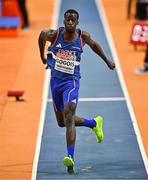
[
  {"xmin": 48, "ymin": 50, "xmax": 80, "ymax": 74},
  {"xmin": 55, "ymin": 58, "xmax": 75, "ymax": 74}
]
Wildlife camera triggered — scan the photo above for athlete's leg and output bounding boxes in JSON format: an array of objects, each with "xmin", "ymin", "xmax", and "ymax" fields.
[
  {"xmin": 54, "ymin": 110, "xmax": 83, "ymax": 126},
  {"xmin": 51, "ymin": 78, "xmax": 103, "ymax": 173},
  {"xmin": 54, "ymin": 107, "xmax": 86, "ymax": 128},
  {"xmin": 63, "ymin": 102, "xmax": 76, "ymax": 173},
  {"xmin": 51, "ymin": 78, "xmax": 96, "ymax": 128},
  {"xmin": 54, "ymin": 110, "xmax": 95, "ymax": 127},
  {"xmin": 63, "ymin": 102, "xmax": 76, "ymax": 150},
  {"xmin": 53, "ymin": 94, "xmax": 103, "ymax": 145}
]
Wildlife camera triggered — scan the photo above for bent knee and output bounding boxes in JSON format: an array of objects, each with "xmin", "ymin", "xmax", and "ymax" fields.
[{"xmin": 64, "ymin": 103, "xmax": 76, "ymax": 114}]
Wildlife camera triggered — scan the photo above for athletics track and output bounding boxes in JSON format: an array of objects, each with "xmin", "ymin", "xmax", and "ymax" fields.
[{"xmin": 0, "ymin": 0, "xmax": 147, "ymax": 179}]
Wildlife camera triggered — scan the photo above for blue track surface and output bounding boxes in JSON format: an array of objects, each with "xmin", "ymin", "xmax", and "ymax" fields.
[{"xmin": 36, "ymin": 0, "xmax": 148, "ymax": 179}]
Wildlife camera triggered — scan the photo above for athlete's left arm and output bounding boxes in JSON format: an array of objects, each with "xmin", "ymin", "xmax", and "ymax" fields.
[{"xmin": 81, "ymin": 31, "xmax": 115, "ymax": 70}]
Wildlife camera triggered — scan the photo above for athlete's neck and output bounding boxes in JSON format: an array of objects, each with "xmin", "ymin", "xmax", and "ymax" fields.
[{"xmin": 62, "ymin": 30, "xmax": 78, "ymax": 44}]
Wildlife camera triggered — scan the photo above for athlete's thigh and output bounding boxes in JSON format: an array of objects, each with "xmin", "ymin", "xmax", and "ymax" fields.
[
  {"xmin": 50, "ymin": 78, "xmax": 63, "ymax": 112},
  {"xmin": 50, "ymin": 78, "xmax": 65, "ymax": 127},
  {"xmin": 63, "ymin": 79, "xmax": 79, "ymax": 107}
]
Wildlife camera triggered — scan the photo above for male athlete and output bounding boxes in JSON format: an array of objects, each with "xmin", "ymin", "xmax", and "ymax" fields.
[{"xmin": 38, "ymin": 9, "xmax": 115, "ymax": 174}]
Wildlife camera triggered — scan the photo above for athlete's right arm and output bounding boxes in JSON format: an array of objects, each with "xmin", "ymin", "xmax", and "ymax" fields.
[{"xmin": 38, "ymin": 29, "xmax": 57, "ymax": 64}]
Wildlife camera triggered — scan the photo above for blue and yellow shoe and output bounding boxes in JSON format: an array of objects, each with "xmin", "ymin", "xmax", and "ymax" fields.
[
  {"xmin": 92, "ymin": 116, "xmax": 104, "ymax": 143},
  {"xmin": 63, "ymin": 156, "xmax": 75, "ymax": 174}
]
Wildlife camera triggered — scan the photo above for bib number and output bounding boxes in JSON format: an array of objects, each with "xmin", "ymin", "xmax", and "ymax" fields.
[{"xmin": 55, "ymin": 59, "xmax": 75, "ymax": 74}]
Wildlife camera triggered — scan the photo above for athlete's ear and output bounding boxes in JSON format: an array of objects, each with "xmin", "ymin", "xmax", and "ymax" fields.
[{"xmin": 76, "ymin": 20, "xmax": 79, "ymax": 25}]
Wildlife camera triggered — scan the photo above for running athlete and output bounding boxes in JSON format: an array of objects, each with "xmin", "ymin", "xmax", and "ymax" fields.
[{"xmin": 38, "ymin": 9, "xmax": 115, "ymax": 174}]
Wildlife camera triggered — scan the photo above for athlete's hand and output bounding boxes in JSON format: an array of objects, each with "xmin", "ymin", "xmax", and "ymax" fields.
[{"xmin": 106, "ymin": 60, "xmax": 115, "ymax": 70}]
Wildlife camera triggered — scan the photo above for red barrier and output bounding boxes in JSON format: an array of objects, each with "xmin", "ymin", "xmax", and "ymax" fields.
[
  {"xmin": 7, "ymin": 91, "xmax": 25, "ymax": 101},
  {"xmin": 130, "ymin": 21, "xmax": 148, "ymax": 46}
]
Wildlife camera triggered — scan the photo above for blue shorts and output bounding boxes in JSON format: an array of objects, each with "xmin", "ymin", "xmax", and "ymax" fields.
[{"xmin": 50, "ymin": 78, "xmax": 80, "ymax": 112}]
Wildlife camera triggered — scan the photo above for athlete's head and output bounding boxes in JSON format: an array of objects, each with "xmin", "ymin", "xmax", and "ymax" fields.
[{"xmin": 64, "ymin": 9, "xmax": 79, "ymax": 33}]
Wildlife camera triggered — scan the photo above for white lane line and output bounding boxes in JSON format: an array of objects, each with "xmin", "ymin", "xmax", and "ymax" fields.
[
  {"xmin": 31, "ymin": 1, "xmax": 61, "ymax": 180},
  {"xmin": 96, "ymin": 0, "xmax": 148, "ymax": 174},
  {"xmin": 47, "ymin": 97, "xmax": 126, "ymax": 102}
]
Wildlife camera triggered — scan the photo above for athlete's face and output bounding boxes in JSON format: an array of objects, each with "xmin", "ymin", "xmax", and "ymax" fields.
[{"xmin": 64, "ymin": 13, "xmax": 78, "ymax": 33}]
